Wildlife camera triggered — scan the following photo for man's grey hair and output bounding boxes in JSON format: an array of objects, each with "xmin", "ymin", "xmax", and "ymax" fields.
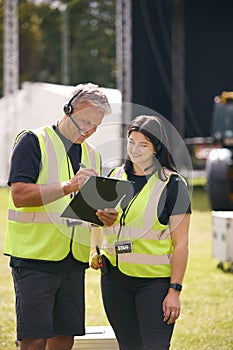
[{"xmin": 68, "ymin": 82, "xmax": 112, "ymax": 115}]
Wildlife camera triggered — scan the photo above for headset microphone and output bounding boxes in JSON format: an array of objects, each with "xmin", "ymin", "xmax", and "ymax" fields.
[{"xmin": 67, "ymin": 112, "xmax": 83, "ymax": 134}]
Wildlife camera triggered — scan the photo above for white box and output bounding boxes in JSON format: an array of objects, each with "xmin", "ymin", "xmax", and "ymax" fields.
[
  {"xmin": 72, "ymin": 326, "xmax": 119, "ymax": 350},
  {"xmin": 212, "ymin": 211, "xmax": 233, "ymax": 261}
]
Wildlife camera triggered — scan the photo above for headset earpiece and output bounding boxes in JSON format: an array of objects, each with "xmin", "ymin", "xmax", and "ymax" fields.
[
  {"xmin": 63, "ymin": 89, "xmax": 83, "ymax": 116},
  {"xmin": 155, "ymin": 118, "xmax": 162, "ymax": 155},
  {"xmin": 63, "ymin": 103, "xmax": 73, "ymax": 115}
]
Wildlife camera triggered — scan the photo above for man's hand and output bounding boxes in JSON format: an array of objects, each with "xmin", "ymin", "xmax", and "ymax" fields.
[
  {"xmin": 89, "ymin": 252, "xmax": 101, "ymax": 270},
  {"xmin": 96, "ymin": 208, "xmax": 118, "ymax": 226},
  {"xmin": 63, "ymin": 167, "xmax": 98, "ymax": 195},
  {"xmin": 11, "ymin": 168, "xmax": 99, "ymax": 208}
]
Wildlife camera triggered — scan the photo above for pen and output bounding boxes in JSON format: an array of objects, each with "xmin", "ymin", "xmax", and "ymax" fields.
[
  {"xmin": 96, "ymin": 245, "xmax": 101, "ymax": 255},
  {"xmin": 96, "ymin": 245, "xmax": 103, "ymax": 267},
  {"xmin": 79, "ymin": 163, "xmax": 87, "ymax": 169}
]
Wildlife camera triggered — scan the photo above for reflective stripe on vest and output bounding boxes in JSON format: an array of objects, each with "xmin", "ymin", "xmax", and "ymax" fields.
[
  {"xmin": 7, "ymin": 209, "xmax": 90, "ymax": 228},
  {"xmin": 43, "ymin": 127, "xmax": 59, "ymax": 183}
]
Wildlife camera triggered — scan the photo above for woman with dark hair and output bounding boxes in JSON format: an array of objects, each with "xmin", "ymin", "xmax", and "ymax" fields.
[{"xmin": 91, "ymin": 115, "xmax": 191, "ymax": 350}]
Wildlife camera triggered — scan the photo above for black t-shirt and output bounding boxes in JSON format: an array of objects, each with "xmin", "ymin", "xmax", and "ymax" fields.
[
  {"xmin": 8, "ymin": 126, "xmax": 88, "ymax": 273},
  {"xmin": 126, "ymin": 171, "xmax": 191, "ymax": 225}
]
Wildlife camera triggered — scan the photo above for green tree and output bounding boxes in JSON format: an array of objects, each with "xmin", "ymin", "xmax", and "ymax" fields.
[
  {"xmin": 19, "ymin": 1, "xmax": 47, "ymax": 82},
  {"xmin": 0, "ymin": 0, "xmax": 116, "ymax": 97},
  {"xmin": 69, "ymin": 0, "xmax": 116, "ymax": 87}
]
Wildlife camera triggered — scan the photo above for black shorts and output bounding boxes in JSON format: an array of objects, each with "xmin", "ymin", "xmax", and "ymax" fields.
[{"xmin": 12, "ymin": 267, "xmax": 86, "ymax": 340}]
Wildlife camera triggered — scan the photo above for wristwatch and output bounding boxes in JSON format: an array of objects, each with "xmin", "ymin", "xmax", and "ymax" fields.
[{"xmin": 169, "ymin": 283, "xmax": 182, "ymax": 292}]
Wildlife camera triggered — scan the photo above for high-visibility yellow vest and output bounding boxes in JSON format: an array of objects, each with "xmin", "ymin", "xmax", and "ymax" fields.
[
  {"xmin": 4, "ymin": 125, "xmax": 101, "ymax": 262},
  {"xmin": 103, "ymin": 166, "xmax": 185, "ymax": 278}
]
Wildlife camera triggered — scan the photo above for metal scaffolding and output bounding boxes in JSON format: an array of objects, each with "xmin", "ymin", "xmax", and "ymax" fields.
[
  {"xmin": 1, "ymin": 0, "xmax": 19, "ymax": 185},
  {"xmin": 3, "ymin": 0, "xmax": 19, "ymax": 96},
  {"xmin": 116, "ymin": 0, "xmax": 132, "ymax": 160},
  {"xmin": 116, "ymin": 0, "xmax": 132, "ymax": 104}
]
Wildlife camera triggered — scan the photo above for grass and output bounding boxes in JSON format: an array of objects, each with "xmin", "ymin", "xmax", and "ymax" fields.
[
  {"xmin": 171, "ymin": 189, "xmax": 233, "ymax": 350},
  {"xmin": 0, "ymin": 186, "xmax": 233, "ymax": 349}
]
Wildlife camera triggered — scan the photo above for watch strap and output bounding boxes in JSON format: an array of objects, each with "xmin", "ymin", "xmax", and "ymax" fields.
[{"xmin": 169, "ymin": 283, "xmax": 182, "ymax": 292}]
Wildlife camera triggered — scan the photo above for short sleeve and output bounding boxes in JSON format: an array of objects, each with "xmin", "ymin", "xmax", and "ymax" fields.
[
  {"xmin": 158, "ymin": 175, "xmax": 191, "ymax": 225},
  {"xmin": 8, "ymin": 132, "xmax": 41, "ymax": 185}
]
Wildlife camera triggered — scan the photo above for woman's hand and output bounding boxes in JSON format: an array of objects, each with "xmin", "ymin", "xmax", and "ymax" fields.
[
  {"xmin": 162, "ymin": 289, "xmax": 181, "ymax": 324},
  {"xmin": 96, "ymin": 208, "xmax": 118, "ymax": 226}
]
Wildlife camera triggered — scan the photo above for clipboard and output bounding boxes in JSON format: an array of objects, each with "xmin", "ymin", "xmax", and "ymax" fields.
[{"xmin": 61, "ymin": 176, "xmax": 134, "ymax": 226}]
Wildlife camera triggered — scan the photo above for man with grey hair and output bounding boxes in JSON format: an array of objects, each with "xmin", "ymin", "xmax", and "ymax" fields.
[{"xmin": 4, "ymin": 83, "xmax": 118, "ymax": 350}]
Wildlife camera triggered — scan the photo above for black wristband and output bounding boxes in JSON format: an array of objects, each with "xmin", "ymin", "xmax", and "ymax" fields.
[{"xmin": 169, "ymin": 283, "xmax": 182, "ymax": 292}]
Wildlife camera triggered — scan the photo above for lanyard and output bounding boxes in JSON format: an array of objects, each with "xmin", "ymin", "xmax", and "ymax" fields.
[{"xmin": 117, "ymin": 191, "xmax": 140, "ymax": 241}]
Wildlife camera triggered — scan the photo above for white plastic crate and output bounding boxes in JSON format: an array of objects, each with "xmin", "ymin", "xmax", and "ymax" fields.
[
  {"xmin": 212, "ymin": 211, "xmax": 233, "ymax": 262},
  {"xmin": 72, "ymin": 326, "xmax": 119, "ymax": 350}
]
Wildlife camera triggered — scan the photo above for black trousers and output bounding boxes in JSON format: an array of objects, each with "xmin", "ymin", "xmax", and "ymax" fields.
[{"xmin": 101, "ymin": 262, "xmax": 174, "ymax": 350}]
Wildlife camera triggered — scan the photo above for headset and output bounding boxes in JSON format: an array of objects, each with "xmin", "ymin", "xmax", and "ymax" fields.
[
  {"xmin": 142, "ymin": 116, "xmax": 163, "ymax": 155},
  {"xmin": 154, "ymin": 117, "xmax": 163, "ymax": 154},
  {"xmin": 63, "ymin": 89, "xmax": 83, "ymax": 115},
  {"xmin": 63, "ymin": 90, "xmax": 84, "ymax": 133}
]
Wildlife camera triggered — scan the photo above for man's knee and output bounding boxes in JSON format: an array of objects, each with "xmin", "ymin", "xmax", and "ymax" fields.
[
  {"xmin": 46, "ymin": 335, "xmax": 74, "ymax": 350},
  {"xmin": 19, "ymin": 338, "xmax": 46, "ymax": 350}
]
